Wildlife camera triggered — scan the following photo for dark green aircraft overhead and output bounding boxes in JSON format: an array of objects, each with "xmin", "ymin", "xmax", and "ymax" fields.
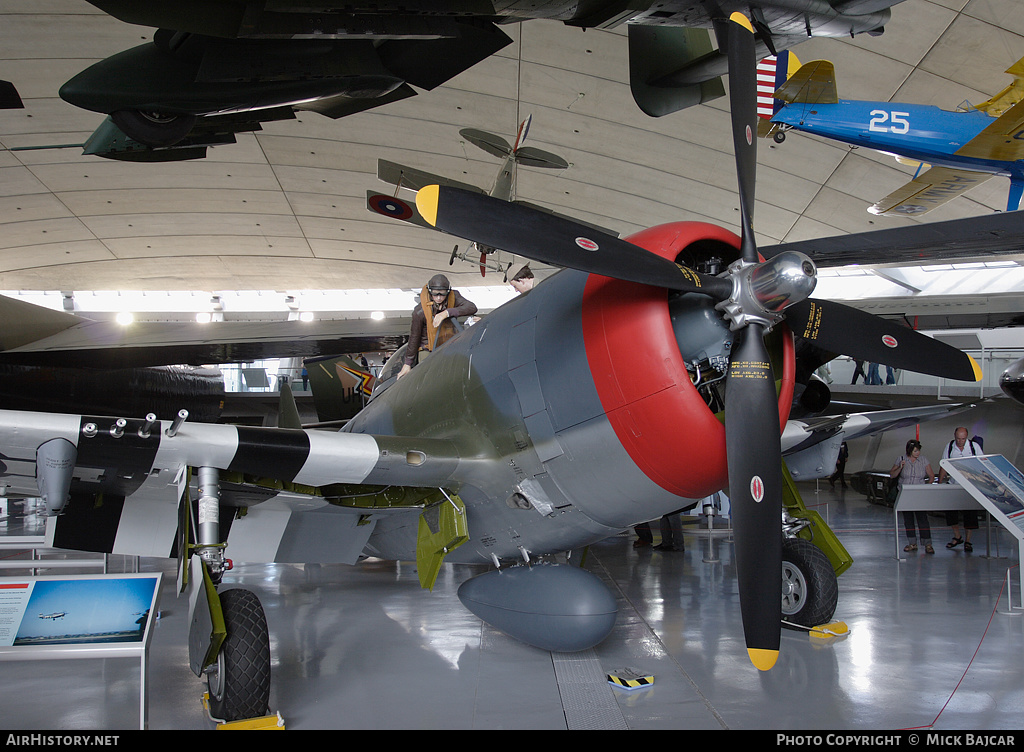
[{"xmin": 61, "ymin": 0, "xmax": 906, "ymax": 158}]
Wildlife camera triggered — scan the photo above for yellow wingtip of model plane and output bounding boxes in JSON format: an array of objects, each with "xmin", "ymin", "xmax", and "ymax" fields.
[
  {"xmin": 416, "ymin": 184, "xmax": 440, "ymax": 227},
  {"xmin": 730, "ymin": 11, "xmax": 754, "ymax": 33},
  {"xmin": 970, "ymin": 354, "xmax": 983, "ymax": 382},
  {"xmin": 748, "ymin": 648, "xmax": 779, "ymax": 671}
]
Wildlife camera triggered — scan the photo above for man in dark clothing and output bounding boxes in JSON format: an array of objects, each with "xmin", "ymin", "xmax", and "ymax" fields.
[{"xmin": 397, "ymin": 274, "xmax": 477, "ymax": 379}]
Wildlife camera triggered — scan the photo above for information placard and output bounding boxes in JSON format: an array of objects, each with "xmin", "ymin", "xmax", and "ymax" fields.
[
  {"xmin": 0, "ymin": 573, "xmax": 160, "ymax": 653},
  {"xmin": 940, "ymin": 454, "xmax": 1024, "ymax": 542}
]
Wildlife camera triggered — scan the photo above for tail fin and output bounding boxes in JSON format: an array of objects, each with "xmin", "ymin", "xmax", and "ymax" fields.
[
  {"xmin": 512, "ymin": 114, "xmax": 532, "ymax": 153},
  {"xmin": 277, "ymin": 380, "xmax": 303, "ymax": 429},
  {"xmin": 756, "ymin": 51, "xmax": 801, "ymax": 122},
  {"xmin": 304, "ymin": 354, "xmax": 376, "ymax": 424}
]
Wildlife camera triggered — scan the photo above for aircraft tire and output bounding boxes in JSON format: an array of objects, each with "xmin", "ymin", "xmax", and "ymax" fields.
[
  {"xmin": 773, "ymin": 131, "xmax": 786, "ymax": 144},
  {"xmin": 110, "ymin": 109, "xmax": 197, "ymax": 148},
  {"xmin": 780, "ymin": 537, "xmax": 838, "ymax": 628},
  {"xmin": 207, "ymin": 588, "xmax": 272, "ymax": 722}
]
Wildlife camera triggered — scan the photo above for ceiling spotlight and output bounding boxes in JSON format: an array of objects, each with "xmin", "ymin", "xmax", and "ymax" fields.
[
  {"xmin": 115, "ymin": 311, "xmax": 134, "ymax": 326},
  {"xmin": 299, "ymin": 311, "xmax": 314, "ymax": 322},
  {"xmin": 195, "ymin": 312, "xmax": 212, "ymax": 324},
  {"xmin": 370, "ymin": 311, "xmax": 385, "ymax": 321}
]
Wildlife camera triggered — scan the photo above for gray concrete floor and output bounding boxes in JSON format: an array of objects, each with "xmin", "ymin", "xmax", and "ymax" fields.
[{"xmin": 1, "ymin": 481, "xmax": 1022, "ymax": 730}]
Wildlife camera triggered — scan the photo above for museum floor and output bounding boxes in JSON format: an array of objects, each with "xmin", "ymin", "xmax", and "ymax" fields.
[{"xmin": 2, "ymin": 481, "xmax": 1022, "ymax": 731}]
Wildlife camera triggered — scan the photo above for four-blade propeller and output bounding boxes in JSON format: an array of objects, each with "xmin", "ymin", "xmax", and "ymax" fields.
[{"xmin": 415, "ymin": 12, "xmax": 981, "ymax": 670}]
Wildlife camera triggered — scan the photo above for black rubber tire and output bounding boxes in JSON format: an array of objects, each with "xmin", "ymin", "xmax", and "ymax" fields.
[
  {"xmin": 207, "ymin": 589, "xmax": 271, "ymax": 721},
  {"xmin": 773, "ymin": 130, "xmax": 786, "ymax": 144},
  {"xmin": 110, "ymin": 109, "xmax": 197, "ymax": 147},
  {"xmin": 781, "ymin": 537, "xmax": 838, "ymax": 628}
]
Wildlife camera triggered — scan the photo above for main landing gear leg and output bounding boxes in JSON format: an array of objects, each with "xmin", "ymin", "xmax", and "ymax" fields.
[{"xmin": 187, "ymin": 467, "xmax": 274, "ymax": 725}]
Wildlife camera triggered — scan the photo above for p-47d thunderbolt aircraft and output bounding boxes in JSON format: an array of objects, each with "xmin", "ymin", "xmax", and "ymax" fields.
[
  {"xmin": 760, "ymin": 54, "xmax": 1024, "ymax": 216},
  {"xmin": 0, "ymin": 16, "xmax": 988, "ymax": 723}
]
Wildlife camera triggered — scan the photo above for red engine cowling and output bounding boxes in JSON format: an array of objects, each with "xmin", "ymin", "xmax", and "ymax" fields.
[{"xmin": 582, "ymin": 221, "xmax": 795, "ymax": 500}]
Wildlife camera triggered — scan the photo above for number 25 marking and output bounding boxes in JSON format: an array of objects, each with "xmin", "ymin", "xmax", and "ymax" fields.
[{"xmin": 869, "ymin": 110, "xmax": 910, "ymax": 134}]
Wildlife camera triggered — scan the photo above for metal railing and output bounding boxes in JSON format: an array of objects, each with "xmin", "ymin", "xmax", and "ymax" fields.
[{"xmin": 825, "ymin": 348, "xmax": 1023, "ymax": 398}]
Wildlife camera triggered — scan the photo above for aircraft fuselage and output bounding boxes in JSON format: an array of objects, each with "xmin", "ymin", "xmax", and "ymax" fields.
[
  {"xmin": 771, "ymin": 100, "xmax": 1024, "ymax": 179},
  {"xmin": 346, "ymin": 221, "xmax": 794, "ymax": 565}
]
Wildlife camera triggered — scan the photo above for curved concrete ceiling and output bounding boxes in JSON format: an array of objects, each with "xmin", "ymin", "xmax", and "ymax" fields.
[{"xmin": 0, "ymin": 0, "xmax": 1021, "ymax": 296}]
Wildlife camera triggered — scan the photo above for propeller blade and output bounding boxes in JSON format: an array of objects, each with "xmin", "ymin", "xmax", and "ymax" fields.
[
  {"xmin": 787, "ymin": 298, "xmax": 982, "ymax": 382},
  {"xmin": 416, "ymin": 185, "xmax": 733, "ymax": 298},
  {"xmin": 720, "ymin": 12, "xmax": 782, "ymax": 670},
  {"xmin": 726, "ymin": 13, "xmax": 759, "ymax": 264},
  {"xmin": 724, "ymin": 324, "xmax": 782, "ymax": 671}
]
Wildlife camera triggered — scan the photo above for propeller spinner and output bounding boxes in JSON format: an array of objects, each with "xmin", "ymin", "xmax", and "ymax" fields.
[{"xmin": 414, "ymin": 12, "xmax": 980, "ymax": 670}]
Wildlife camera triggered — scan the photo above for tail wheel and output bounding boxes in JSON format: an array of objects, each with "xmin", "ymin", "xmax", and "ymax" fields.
[
  {"xmin": 781, "ymin": 537, "xmax": 838, "ymax": 628},
  {"xmin": 207, "ymin": 589, "xmax": 271, "ymax": 721}
]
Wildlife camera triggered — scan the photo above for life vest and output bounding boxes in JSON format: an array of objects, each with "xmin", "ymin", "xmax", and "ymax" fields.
[{"xmin": 420, "ymin": 286, "xmax": 457, "ymax": 352}]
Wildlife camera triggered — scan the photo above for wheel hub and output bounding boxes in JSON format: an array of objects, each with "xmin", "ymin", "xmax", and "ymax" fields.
[{"xmin": 781, "ymin": 561, "xmax": 808, "ymax": 615}]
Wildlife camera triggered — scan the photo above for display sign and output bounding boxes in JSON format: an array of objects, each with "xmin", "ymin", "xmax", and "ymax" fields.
[
  {"xmin": 940, "ymin": 454, "xmax": 1024, "ymax": 541},
  {"xmin": 0, "ymin": 573, "xmax": 161, "ymax": 651}
]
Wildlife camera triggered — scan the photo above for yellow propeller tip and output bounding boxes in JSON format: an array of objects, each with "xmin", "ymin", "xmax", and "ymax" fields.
[
  {"xmin": 416, "ymin": 184, "xmax": 440, "ymax": 227},
  {"xmin": 730, "ymin": 12, "xmax": 755, "ymax": 33},
  {"xmin": 748, "ymin": 647, "xmax": 779, "ymax": 671},
  {"xmin": 969, "ymin": 354, "xmax": 983, "ymax": 382}
]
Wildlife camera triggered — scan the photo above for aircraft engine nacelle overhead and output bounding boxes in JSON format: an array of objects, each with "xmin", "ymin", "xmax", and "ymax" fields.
[
  {"xmin": 60, "ymin": 21, "xmax": 513, "ymax": 150},
  {"xmin": 347, "ymin": 221, "xmax": 795, "ymax": 565},
  {"xmin": 57, "ymin": 0, "xmax": 914, "ymax": 152}
]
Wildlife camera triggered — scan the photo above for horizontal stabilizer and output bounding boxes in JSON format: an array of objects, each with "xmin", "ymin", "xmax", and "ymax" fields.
[
  {"xmin": 868, "ymin": 166, "xmax": 993, "ymax": 217},
  {"xmin": 772, "ymin": 60, "xmax": 838, "ymax": 105},
  {"xmin": 955, "ymin": 98, "xmax": 1024, "ymax": 162},
  {"xmin": 460, "ymin": 128, "xmax": 512, "ymax": 159},
  {"xmin": 514, "ymin": 146, "xmax": 569, "ymax": 170},
  {"xmin": 971, "ymin": 55, "xmax": 1024, "ymax": 117},
  {"xmin": 377, "ymin": 158, "xmax": 485, "ymax": 195}
]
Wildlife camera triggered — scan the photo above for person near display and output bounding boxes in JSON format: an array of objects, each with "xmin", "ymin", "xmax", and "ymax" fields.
[
  {"xmin": 633, "ymin": 510, "xmax": 686, "ymax": 551},
  {"xmin": 829, "ymin": 441, "xmax": 849, "ymax": 489},
  {"xmin": 867, "ymin": 362, "xmax": 882, "ymax": 385},
  {"xmin": 655, "ymin": 510, "xmax": 685, "ymax": 552},
  {"xmin": 937, "ymin": 427, "xmax": 984, "ymax": 552},
  {"xmin": 397, "ymin": 274, "xmax": 478, "ymax": 380},
  {"xmin": 851, "ymin": 359, "xmax": 867, "ymax": 385},
  {"xmin": 891, "ymin": 439, "xmax": 936, "ymax": 553}
]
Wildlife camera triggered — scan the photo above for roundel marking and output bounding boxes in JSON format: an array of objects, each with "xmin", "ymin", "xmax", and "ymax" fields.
[
  {"xmin": 368, "ymin": 194, "xmax": 414, "ymax": 221},
  {"xmin": 745, "ymin": 124, "xmax": 753, "ymax": 145},
  {"xmin": 575, "ymin": 237, "xmax": 599, "ymax": 251},
  {"xmin": 750, "ymin": 475, "xmax": 764, "ymax": 503},
  {"xmin": 882, "ymin": 334, "xmax": 898, "ymax": 348}
]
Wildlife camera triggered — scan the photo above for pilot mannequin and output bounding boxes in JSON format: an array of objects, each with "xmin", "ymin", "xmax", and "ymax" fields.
[{"xmin": 397, "ymin": 274, "xmax": 477, "ymax": 379}]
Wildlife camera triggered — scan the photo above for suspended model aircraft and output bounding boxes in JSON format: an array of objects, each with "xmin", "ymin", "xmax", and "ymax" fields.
[
  {"xmin": 760, "ymin": 54, "xmax": 1024, "ymax": 216},
  {"xmin": 0, "ymin": 16, "xmax": 988, "ymax": 722},
  {"xmin": 367, "ymin": 115, "xmax": 571, "ymax": 278},
  {"xmin": 60, "ymin": 0, "xmax": 909, "ymax": 159}
]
